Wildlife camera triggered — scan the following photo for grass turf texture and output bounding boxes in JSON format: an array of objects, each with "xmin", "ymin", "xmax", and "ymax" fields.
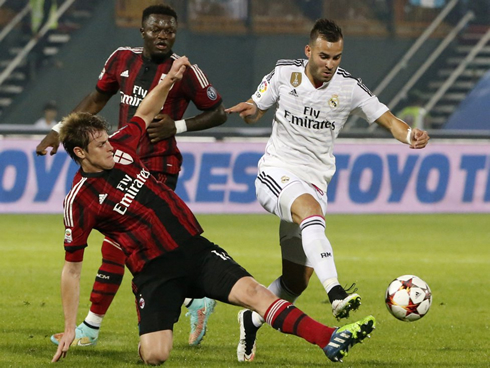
[{"xmin": 0, "ymin": 213, "xmax": 488, "ymax": 367}]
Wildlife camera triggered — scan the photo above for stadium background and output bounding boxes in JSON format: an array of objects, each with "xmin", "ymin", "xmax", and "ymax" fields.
[{"xmin": 1, "ymin": 0, "xmax": 490, "ymax": 214}]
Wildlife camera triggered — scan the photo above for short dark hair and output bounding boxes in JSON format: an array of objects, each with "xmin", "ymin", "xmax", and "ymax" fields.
[
  {"xmin": 142, "ymin": 4, "xmax": 178, "ymax": 26},
  {"xmin": 309, "ymin": 19, "xmax": 343, "ymax": 44},
  {"xmin": 44, "ymin": 100, "xmax": 57, "ymax": 111},
  {"xmin": 60, "ymin": 112, "xmax": 110, "ymax": 164}
]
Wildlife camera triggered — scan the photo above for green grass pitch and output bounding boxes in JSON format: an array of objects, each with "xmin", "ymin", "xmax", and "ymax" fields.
[{"xmin": 0, "ymin": 213, "xmax": 489, "ymax": 367}]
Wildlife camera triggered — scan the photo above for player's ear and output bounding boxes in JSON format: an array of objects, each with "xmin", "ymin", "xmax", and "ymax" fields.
[
  {"xmin": 73, "ymin": 147, "xmax": 85, "ymax": 160},
  {"xmin": 305, "ymin": 44, "xmax": 311, "ymax": 58},
  {"xmin": 139, "ymin": 27, "xmax": 144, "ymax": 38}
]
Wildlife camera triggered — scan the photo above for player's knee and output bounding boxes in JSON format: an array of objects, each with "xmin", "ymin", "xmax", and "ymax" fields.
[
  {"xmin": 139, "ymin": 341, "xmax": 171, "ymax": 365},
  {"xmin": 141, "ymin": 348, "xmax": 170, "ymax": 365}
]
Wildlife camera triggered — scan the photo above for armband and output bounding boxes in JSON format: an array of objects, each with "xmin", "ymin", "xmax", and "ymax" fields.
[
  {"xmin": 52, "ymin": 121, "xmax": 63, "ymax": 134},
  {"xmin": 175, "ymin": 119, "xmax": 187, "ymax": 134}
]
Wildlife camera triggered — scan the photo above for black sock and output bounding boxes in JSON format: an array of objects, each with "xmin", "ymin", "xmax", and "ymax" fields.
[{"xmin": 328, "ymin": 285, "xmax": 348, "ymax": 304}]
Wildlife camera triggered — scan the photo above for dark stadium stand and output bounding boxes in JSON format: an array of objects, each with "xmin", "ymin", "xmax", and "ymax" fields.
[{"xmin": 0, "ymin": 0, "xmax": 103, "ymax": 119}]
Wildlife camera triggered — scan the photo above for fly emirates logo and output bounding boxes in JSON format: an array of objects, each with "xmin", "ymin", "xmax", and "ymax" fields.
[
  {"xmin": 113, "ymin": 168, "xmax": 151, "ymax": 215},
  {"xmin": 120, "ymin": 85, "xmax": 148, "ymax": 107},
  {"xmin": 284, "ymin": 106, "xmax": 336, "ymax": 131}
]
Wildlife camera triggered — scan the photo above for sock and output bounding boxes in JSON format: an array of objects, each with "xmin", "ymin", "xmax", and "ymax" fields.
[
  {"xmin": 268, "ymin": 276, "xmax": 301, "ymax": 302},
  {"xmin": 300, "ymin": 216, "xmax": 341, "ymax": 294},
  {"xmin": 84, "ymin": 310, "xmax": 103, "ymax": 329},
  {"xmin": 264, "ymin": 299, "xmax": 335, "ymax": 348},
  {"xmin": 183, "ymin": 298, "xmax": 193, "ymax": 308},
  {"xmin": 89, "ymin": 238, "xmax": 126, "ymax": 315},
  {"xmin": 328, "ymin": 285, "xmax": 349, "ymax": 304},
  {"xmin": 251, "ymin": 311, "xmax": 264, "ymax": 329},
  {"xmin": 250, "ymin": 276, "xmax": 301, "ymax": 328}
]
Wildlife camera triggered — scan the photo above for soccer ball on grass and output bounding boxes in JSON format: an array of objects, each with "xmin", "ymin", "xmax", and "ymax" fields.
[{"xmin": 385, "ymin": 275, "xmax": 432, "ymax": 322}]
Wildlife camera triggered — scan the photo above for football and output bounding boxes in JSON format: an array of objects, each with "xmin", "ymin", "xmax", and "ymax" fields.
[{"xmin": 385, "ymin": 275, "xmax": 432, "ymax": 322}]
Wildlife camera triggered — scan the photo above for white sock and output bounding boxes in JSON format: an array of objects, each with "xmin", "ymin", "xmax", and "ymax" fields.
[
  {"xmin": 183, "ymin": 298, "xmax": 193, "ymax": 308},
  {"xmin": 300, "ymin": 216, "xmax": 339, "ymax": 293},
  {"xmin": 251, "ymin": 310, "xmax": 264, "ymax": 328},
  {"xmin": 85, "ymin": 311, "xmax": 104, "ymax": 328},
  {"xmin": 268, "ymin": 276, "xmax": 300, "ymax": 303}
]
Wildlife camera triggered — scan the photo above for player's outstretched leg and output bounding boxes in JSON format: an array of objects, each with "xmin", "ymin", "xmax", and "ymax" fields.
[
  {"xmin": 264, "ymin": 299, "xmax": 375, "ymax": 363},
  {"xmin": 237, "ymin": 309, "xmax": 258, "ymax": 362},
  {"xmin": 323, "ymin": 315, "xmax": 376, "ymax": 363},
  {"xmin": 185, "ymin": 297, "xmax": 216, "ymax": 346},
  {"xmin": 50, "ymin": 321, "xmax": 99, "ymax": 347},
  {"xmin": 232, "ymin": 278, "xmax": 374, "ymax": 363}
]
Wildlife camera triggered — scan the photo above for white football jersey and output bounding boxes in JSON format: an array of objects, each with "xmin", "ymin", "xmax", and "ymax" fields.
[{"xmin": 252, "ymin": 59, "xmax": 389, "ymax": 191}]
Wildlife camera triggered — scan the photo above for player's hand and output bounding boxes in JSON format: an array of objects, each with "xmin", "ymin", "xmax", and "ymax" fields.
[
  {"xmin": 225, "ymin": 101, "xmax": 257, "ymax": 117},
  {"xmin": 36, "ymin": 130, "xmax": 60, "ymax": 156},
  {"xmin": 225, "ymin": 101, "xmax": 260, "ymax": 125},
  {"xmin": 147, "ymin": 114, "xmax": 176, "ymax": 142},
  {"xmin": 169, "ymin": 56, "xmax": 190, "ymax": 82},
  {"xmin": 51, "ymin": 329, "xmax": 75, "ymax": 362},
  {"xmin": 409, "ymin": 128, "xmax": 430, "ymax": 149}
]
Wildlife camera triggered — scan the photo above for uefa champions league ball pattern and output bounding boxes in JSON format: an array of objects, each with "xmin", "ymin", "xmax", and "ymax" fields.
[{"xmin": 385, "ymin": 275, "xmax": 432, "ymax": 322}]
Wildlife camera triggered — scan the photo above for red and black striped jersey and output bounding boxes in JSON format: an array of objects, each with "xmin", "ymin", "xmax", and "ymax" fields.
[
  {"xmin": 96, "ymin": 47, "xmax": 222, "ymax": 174},
  {"xmin": 63, "ymin": 117, "xmax": 203, "ymax": 275}
]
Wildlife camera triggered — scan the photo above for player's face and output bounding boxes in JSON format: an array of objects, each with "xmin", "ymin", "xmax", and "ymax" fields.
[
  {"xmin": 305, "ymin": 37, "xmax": 343, "ymax": 85},
  {"xmin": 79, "ymin": 131, "xmax": 115, "ymax": 173},
  {"xmin": 140, "ymin": 14, "xmax": 177, "ymax": 59}
]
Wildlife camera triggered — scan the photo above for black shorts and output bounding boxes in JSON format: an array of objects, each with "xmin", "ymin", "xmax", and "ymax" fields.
[{"xmin": 132, "ymin": 235, "xmax": 251, "ymax": 335}]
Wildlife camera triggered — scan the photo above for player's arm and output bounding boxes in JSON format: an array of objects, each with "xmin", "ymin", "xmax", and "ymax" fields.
[
  {"xmin": 147, "ymin": 104, "xmax": 227, "ymax": 143},
  {"xmin": 184, "ymin": 103, "xmax": 227, "ymax": 131},
  {"xmin": 71, "ymin": 89, "xmax": 113, "ymax": 114},
  {"xmin": 225, "ymin": 99, "xmax": 267, "ymax": 124},
  {"xmin": 375, "ymin": 110, "xmax": 430, "ymax": 149},
  {"xmin": 134, "ymin": 57, "xmax": 190, "ymax": 128},
  {"xmin": 36, "ymin": 90, "xmax": 112, "ymax": 156},
  {"xmin": 52, "ymin": 260, "xmax": 82, "ymax": 362}
]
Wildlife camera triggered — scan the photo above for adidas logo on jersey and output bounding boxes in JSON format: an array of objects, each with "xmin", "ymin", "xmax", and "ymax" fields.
[
  {"xmin": 289, "ymin": 89, "xmax": 298, "ymax": 97},
  {"xmin": 120, "ymin": 70, "xmax": 129, "ymax": 77},
  {"xmin": 99, "ymin": 194, "xmax": 108, "ymax": 204}
]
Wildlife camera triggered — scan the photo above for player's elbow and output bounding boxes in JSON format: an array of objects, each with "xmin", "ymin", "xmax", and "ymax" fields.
[{"xmin": 213, "ymin": 104, "xmax": 228, "ymax": 126}]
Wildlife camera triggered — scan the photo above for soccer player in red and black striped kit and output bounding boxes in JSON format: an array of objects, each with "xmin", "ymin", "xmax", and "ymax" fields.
[
  {"xmin": 52, "ymin": 56, "xmax": 375, "ymax": 365},
  {"xmin": 36, "ymin": 5, "xmax": 223, "ymax": 346}
]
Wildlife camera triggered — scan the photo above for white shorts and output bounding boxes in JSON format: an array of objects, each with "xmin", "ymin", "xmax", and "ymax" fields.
[
  {"xmin": 256, "ymin": 168, "xmax": 328, "ymax": 267},
  {"xmin": 255, "ymin": 167, "xmax": 328, "ymax": 222}
]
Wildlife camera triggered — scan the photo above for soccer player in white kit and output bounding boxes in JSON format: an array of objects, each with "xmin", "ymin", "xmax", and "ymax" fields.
[{"xmin": 226, "ymin": 18, "xmax": 430, "ymax": 362}]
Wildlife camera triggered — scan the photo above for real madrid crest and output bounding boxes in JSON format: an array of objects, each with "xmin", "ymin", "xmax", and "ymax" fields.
[
  {"xmin": 329, "ymin": 94, "xmax": 339, "ymax": 108},
  {"xmin": 281, "ymin": 176, "xmax": 290, "ymax": 184},
  {"xmin": 290, "ymin": 72, "xmax": 302, "ymax": 87}
]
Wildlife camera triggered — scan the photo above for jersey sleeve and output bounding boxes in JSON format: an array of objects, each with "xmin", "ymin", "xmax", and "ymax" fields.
[
  {"xmin": 350, "ymin": 79, "xmax": 389, "ymax": 124},
  {"xmin": 182, "ymin": 64, "xmax": 222, "ymax": 110},
  {"xmin": 251, "ymin": 66, "xmax": 279, "ymax": 111},
  {"xmin": 109, "ymin": 116, "xmax": 146, "ymax": 152},
  {"xmin": 63, "ymin": 184, "xmax": 94, "ymax": 262},
  {"xmin": 96, "ymin": 48, "xmax": 122, "ymax": 95}
]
